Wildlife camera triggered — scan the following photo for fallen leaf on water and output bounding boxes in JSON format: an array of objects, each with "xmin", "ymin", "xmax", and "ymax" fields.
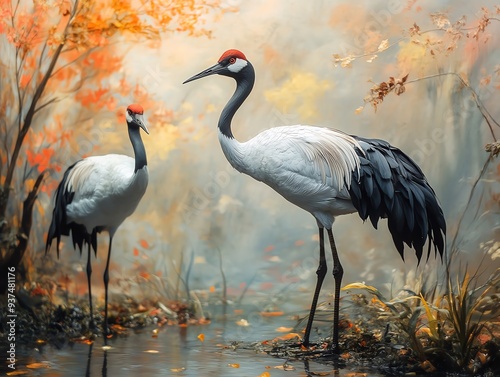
[
  {"xmin": 227, "ymin": 363, "xmax": 240, "ymax": 368},
  {"xmin": 111, "ymin": 324, "xmax": 127, "ymax": 332},
  {"xmin": 264, "ymin": 245, "xmax": 275, "ymax": 252},
  {"xmin": 260, "ymin": 310, "xmax": 284, "ymax": 317},
  {"xmin": 345, "ymin": 373, "xmax": 368, "ymax": 377},
  {"xmin": 102, "ymin": 345, "xmax": 112, "ymax": 351},
  {"xmin": 170, "ymin": 367, "xmax": 186, "ymax": 372},
  {"xmin": 26, "ymin": 362, "xmax": 50, "ymax": 369},
  {"xmin": 72, "ymin": 337, "xmax": 93, "ymax": 345},
  {"xmin": 275, "ymin": 326, "xmax": 293, "ymax": 333},
  {"xmin": 197, "ymin": 333, "xmax": 205, "ymax": 342},
  {"xmin": 7, "ymin": 370, "xmax": 28, "ymax": 375},
  {"xmin": 198, "ymin": 317, "xmax": 211, "ymax": 325},
  {"xmin": 152, "ymin": 329, "xmax": 159, "ymax": 338},
  {"xmin": 233, "ymin": 309, "xmax": 244, "ymax": 315},
  {"xmin": 236, "ymin": 319, "xmax": 250, "ymax": 327},
  {"xmin": 209, "ymin": 285, "xmax": 216, "ymax": 293},
  {"xmin": 272, "ymin": 333, "xmax": 301, "ymax": 341},
  {"xmin": 144, "ymin": 350, "xmax": 159, "ymax": 353},
  {"xmin": 274, "ymin": 364, "xmax": 295, "ymax": 371},
  {"xmin": 258, "ymin": 372, "xmax": 270, "ymax": 377}
]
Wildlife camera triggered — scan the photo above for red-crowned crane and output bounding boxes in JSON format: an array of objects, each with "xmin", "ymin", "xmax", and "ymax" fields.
[
  {"xmin": 184, "ymin": 50, "xmax": 446, "ymax": 351},
  {"xmin": 46, "ymin": 104, "xmax": 149, "ymax": 343}
]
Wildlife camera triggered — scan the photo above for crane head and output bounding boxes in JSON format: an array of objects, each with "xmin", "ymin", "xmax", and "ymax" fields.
[
  {"xmin": 126, "ymin": 104, "xmax": 149, "ymax": 134},
  {"xmin": 183, "ymin": 49, "xmax": 249, "ymax": 84}
]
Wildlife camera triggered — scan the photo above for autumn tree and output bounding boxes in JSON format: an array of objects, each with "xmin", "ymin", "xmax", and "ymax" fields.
[{"xmin": 0, "ymin": 0, "xmax": 224, "ymax": 293}]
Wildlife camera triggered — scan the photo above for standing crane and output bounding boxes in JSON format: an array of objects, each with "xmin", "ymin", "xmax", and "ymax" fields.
[
  {"xmin": 46, "ymin": 104, "xmax": 149, "ymax": 343},
  {"xmin": 184, "ymin": 50, "xmax": 446, "ymax": 351}
]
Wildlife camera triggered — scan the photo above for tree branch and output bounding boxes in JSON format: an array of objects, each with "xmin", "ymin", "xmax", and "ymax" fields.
[
  {"xmin": 0, "ymin": 0, "xmax": 79, "ymax": 219},
  {"xmin": 449, "ymin": 156, "xmax": 492, "ymax": 257}
]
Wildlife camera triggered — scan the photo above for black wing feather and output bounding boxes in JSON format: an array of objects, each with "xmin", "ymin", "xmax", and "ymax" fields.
[
  {"xmin": 45, "ymin": 161, "xmax": 98, "ymax": 257},
  {"xmin": 349, "ymin": 136, "xmax": 446, "ymax": 263}
]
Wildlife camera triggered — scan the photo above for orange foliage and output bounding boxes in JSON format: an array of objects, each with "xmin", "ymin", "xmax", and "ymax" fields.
[
  {"xmin": 76, "ymin": 87, "xmax": 110, "ymax": 107},
  {"xmin": 26, "ymin": 148, "xmax": 59, "ymax": 173}
]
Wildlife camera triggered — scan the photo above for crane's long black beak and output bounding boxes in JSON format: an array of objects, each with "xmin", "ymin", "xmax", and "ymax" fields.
[
  {"xmin": 134, "ymin": 114, "xmax": 149, "ymax": 134},
  {"xmin": 183, "ymin": 62, "xmax": 225, "ymax": 84}
]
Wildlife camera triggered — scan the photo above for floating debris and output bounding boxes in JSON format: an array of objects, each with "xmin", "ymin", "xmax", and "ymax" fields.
[{"xmin": 236, "ymin": 318, "xmax": 250, "ymax": 326}]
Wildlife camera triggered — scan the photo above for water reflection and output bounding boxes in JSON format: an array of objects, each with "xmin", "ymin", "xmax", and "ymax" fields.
[
  {"xmin": 14, "ymin": 304, "xmax": 385, "ymax": 376},
  {"xmin": 85, "ymin": 343, "xmax": 92, "ymax": 377}
]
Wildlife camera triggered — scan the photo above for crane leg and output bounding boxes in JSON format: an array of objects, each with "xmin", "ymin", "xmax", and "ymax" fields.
[
  {"xmin": 86, "ymin": 243, "xmax": 95, "ymax": 330},
  {"xmin": 103, "ymin": 236, "xmax": 113, "ymax": 344},
  {"xmin": 327, "ymin": 228, "xmax": 343, "ymax": 352},
  {"xmin": 302, "ymin": 227, "xmax": 327, "ymax": 346}
]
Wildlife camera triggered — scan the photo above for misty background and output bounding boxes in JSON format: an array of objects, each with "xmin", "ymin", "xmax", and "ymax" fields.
[{"xmin": 36, "ymin": 0, "xmax": 499, "ymax": 310}]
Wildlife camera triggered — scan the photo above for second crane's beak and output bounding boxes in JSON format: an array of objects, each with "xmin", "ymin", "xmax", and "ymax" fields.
[
  {"xmin": 183, "ymin": 62, "xmax": 225, "ymax": 84},
  {"xmin": 134, "ymin": 114, "xmax": 149, "ymax": 135}
]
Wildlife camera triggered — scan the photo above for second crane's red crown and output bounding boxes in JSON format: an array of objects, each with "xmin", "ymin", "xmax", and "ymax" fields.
[
  {"xmin": 127, "ymin": 104, "xmax": 144, "ymax": 115},
  {"xmin": 218, "ymin": 49, "xmax": 247, "ymax": 62}
]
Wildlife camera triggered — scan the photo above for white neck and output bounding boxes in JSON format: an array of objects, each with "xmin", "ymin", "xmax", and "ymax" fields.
[{"xmin": 217, "ymin": 129, "xmax": 248, "ymax": 174}]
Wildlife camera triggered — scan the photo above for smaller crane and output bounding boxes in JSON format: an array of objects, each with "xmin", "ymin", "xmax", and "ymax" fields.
[{"xmin": 46, "ymin": 104, "xmax": 149, "ymax": 343}]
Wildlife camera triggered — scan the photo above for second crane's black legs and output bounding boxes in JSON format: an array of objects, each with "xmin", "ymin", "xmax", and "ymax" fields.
[
  {"xmin": 302, "ymin": 227, "xmax": 327, "ymax": 346},
  {"xmin": 302, "ymin": 227, "xmax": 343, "ymax": 352},
  {"xmin": 327, "ymin": 228, "xmax": 343, "ymax": 352},
  {"xmin": 86, "ymin": 243, "xmax": 95, "ymax": 330},
  {"xmin": 103, "ymin": 236, "xmax": 113, "ymax": 344}
]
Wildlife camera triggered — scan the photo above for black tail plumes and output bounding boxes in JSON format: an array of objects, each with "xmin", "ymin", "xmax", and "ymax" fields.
[
  {"xmin": 348, "ymin": 137, "xmax": 446, "ymax": 263},
  {"xmin": 46, "ymin": 161, "xmax": 97, "ymax": 257}
]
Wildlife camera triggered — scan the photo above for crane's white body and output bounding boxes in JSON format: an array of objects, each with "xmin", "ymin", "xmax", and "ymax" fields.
[
  {"xmin": 218, "ymin": 125, "xmax": 361, "ymax": 228},
  {"xmin": 64, "ymin": 154, "xmax": 148, "ymax": 236},
  {"xmin": 183, "ymin": 49, "xmax": 446, "ymax": 349},
  {"xmin": 46, "ymin": 104, "xmax": 149, "ymax": 342}
]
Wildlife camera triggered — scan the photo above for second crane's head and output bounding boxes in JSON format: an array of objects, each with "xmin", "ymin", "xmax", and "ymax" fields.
[
  {"xmin": 126, "ymin": 104, "xmax": 149, "ymax": 134},
  {"xmin": 183, "ymin": 49, "xmax": 251, "ymax": 84}
]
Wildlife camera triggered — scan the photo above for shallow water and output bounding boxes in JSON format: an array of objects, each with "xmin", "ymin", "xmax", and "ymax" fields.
[
  {"xmin": 12, "ymin": 332, "xmax": 381, "ymax": 377},
  {"xmin": 7, "ymin": 306, "xmax": 386, "ymax": 377}
]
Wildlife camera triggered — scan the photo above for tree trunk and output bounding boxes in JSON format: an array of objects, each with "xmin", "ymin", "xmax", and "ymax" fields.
[{"xmin": 0, "ymin": 171, "xmax": 46, "ymax": 294}]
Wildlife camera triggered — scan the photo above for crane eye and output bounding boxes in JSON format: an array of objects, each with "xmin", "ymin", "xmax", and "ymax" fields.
[{"xmin": 229, "ymin": 57, "xmax": 236, "ymax": 64}]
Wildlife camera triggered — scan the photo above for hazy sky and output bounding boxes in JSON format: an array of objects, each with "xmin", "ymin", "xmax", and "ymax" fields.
[{"xmin": 43, "ymin": 0, "xmax": 500, "ymax": 302}]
